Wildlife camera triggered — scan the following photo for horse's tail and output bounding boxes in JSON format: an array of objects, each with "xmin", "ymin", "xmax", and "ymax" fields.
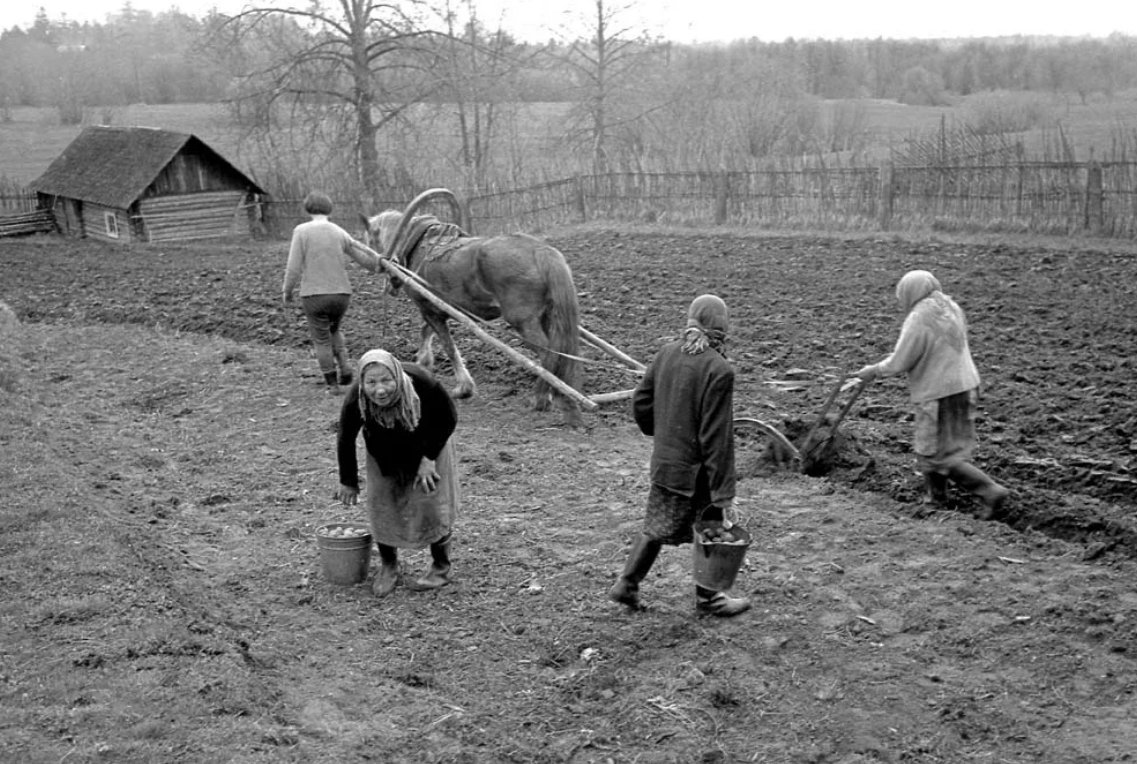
[{"xmin": 539, "ymin": 248, "xmax": 581, "ymax": 391}]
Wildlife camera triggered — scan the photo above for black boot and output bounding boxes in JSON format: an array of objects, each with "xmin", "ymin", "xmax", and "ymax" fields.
[
  {"xmin": 372, "ymin": 544, "xmax": 399, "ymax": 597},
  {"xmin": 923, "ymin": 471, "xmax": 949, "ymax": 505},
  {"xmin": 411, "ymin": 535, "xmax": 452, "ymax": 590},
  {"xmin": 609, "ymin": 535, "xmax": 661, "ymax": 610},
  {"xmin": 948, "ymin": 463, "xmax": 1009, "ymax": 519},
  {"xmin": 695, "ymin": 585, "xmax": 752, "ymax": 618},
  {"xmin": 323, "ymin": 369, "xmax": 342, "ymax": 396}
]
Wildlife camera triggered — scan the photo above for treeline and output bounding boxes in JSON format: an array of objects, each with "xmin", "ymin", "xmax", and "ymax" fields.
[{"xmin": 3, "ymin": 7, "xmax": 1137, "ymax": 116}]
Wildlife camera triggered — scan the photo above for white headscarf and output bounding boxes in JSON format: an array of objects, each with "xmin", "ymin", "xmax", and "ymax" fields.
[
  {"xmin": 895, "ymin": 270, "xmax": 942, "ymax": 312},
  {"xmin": 357, "ymin": 349, "xmax": 421, "ymax": 431}
]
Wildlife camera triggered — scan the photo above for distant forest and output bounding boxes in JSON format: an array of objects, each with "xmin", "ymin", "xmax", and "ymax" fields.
[
  {"xmin": 3, "ymin": 7, "xmax": 1135, "ymax": 115},
  {"xmin": 5, "ymin": 4, "xmax": 1137, "ymax": 198}
]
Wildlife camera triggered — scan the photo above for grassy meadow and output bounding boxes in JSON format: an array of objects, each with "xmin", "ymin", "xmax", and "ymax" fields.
[{"xmin": 3, "ymin": 90, "xmax": 1137, "ymax": 200}]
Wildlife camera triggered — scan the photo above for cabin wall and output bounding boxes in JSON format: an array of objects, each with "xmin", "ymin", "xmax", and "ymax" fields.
[
  {"xmin": 147, "ymin": 152, "xmax": 251, "ymax": 196},
  {"xmin": 81, "ymin": 202, "xmax": 133, "ymax": 243},
  {"xmin": 137, "ymin": 190, "xmax": 255, "ymax": 242}
]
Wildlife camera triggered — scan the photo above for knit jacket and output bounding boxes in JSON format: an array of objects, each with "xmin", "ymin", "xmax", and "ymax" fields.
[
  {"xmin": 632, "ymin": 340, "xmax": 736, "ymax": 507},
  {"xmin": 873, "ymin": 291, "xmax": 981, "ymax": 403},
  {"xmin": 283, "ymin": 218, "xmax": 356, "ymax": 297}
]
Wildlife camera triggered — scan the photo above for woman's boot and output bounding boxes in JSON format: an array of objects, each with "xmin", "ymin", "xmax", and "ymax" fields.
[
  {"xmin": 609, "ymin": 534, "xmax": 661, "ymax": 610},
  {"xmin": 412, "ymin": 535, "xmax": 452, "ymax": 590},
  {"xmin": 695, "ymin": 585, "xmax": 752, "ymax": 617},
  {"xmin": 923, "ymin": 471, "xmax": 949, "ymax": 505},
  {"xmin": 948, "ymin": 463, "xmax": 1009, "ymax": 519},
  {"xmin": 372, "ymin": 543, "xmax": 399, "ymax": 597}
]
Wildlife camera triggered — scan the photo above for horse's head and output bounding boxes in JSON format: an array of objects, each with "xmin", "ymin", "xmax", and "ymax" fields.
[
  {"xmin": 361, "ymin": 210, "xmax": 403, "ymax": 257},
  {"xmin": 361, "ymin": 210, "xmax": 405, "ymax": 295}
]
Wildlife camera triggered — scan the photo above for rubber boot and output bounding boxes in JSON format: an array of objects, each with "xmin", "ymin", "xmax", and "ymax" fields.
[
  {"xmin": 695, "ymin": 585, "xmax": 752, "ymax": 617},
  {"xmin": 608, "ymin": 534, "xmax": 662, "ymax": 610},
  {"xmin": 411, "ymin": 535, "xmax": 452, "ymax": 590},
  {"xmin": 372, "ymin": 544, "xmax": 399, "ymax": 598},
  {"xmin": 948, "ymin": 463, "xmax": 1010, "ymax": 520},
  {"xmin": 323, "ymin": 369, "xmax": 342, "ymax": 396},
  {"xmin": 923, "ymin": 471, "xmax": 949, "ymax": 506}
]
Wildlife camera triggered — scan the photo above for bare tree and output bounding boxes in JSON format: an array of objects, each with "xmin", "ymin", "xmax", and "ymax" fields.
[
  {"xmin": 550, "ymin": 0, "xmax": 667, "ymax": 173},
  {"xmin": 436, "ymin": 1, "xmax": 532, "ymax": 190},
  {"xmin": 210, "ymin": 0, "xmax": 444, "ymax": 201}
]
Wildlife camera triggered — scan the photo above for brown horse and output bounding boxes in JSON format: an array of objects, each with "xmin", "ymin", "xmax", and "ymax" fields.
[{"xmin": 363, "ymin": 189, "xmax": 583, "ymax": 425}]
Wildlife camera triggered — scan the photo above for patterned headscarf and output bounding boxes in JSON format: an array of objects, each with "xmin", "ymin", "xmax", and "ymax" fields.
[
  {"xmin": 681, "ymin": 294, "xmax": 729, "ymax": 356},
  {"xmin": 357, "ymin": 349, "xmax": 421, "ymax": 431},
  {"xmin": 895, "ymin": 270, "xmax": 942, "ymax": 312}
]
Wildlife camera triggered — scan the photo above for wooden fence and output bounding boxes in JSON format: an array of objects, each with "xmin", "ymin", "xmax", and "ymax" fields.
[
  {"xmin": 9, "ymin": 160, "xmax": 1136, "ymax": 241},
  {"xmin": 438, "ymin": 161, "xmax": 1137, "ymax": 239}
]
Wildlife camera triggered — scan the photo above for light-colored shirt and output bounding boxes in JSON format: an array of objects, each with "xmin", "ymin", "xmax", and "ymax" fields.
[
  {"xmin": 873, "ymin": 291, "xmax": 981, "ymax": 403},
  {"xmin": 283, "ymin": 217, "xmax": 356, "ymax": 297}
]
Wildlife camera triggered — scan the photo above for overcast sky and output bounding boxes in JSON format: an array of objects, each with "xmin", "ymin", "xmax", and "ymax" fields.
[{"xmin": 3, "ymin": 0, "xmax": 1133, "ymax": 43}]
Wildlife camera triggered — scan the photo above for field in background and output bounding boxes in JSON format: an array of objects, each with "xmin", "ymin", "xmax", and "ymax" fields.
[{"xmin": 4, "ymin": 91, "xmax": 1137, "ymax": 191}]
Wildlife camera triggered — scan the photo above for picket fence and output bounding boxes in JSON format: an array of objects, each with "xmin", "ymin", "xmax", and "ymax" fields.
[{"xmin": 8, "ymin": 161, "xmax": 1137, "ymax": 241}]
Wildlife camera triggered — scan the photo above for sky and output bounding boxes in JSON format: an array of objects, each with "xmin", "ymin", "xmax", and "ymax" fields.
[{"xmin": 2, "ymin": 0, "xmax": 1133, "ymax": 43}]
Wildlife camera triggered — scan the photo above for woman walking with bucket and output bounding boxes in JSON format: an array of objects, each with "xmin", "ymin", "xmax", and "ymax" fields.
[
  {"xmin": 335, "ymin": 349, "xmax": 460, "ymax": 598},
  {"xmin": 610, "ymin": 294, "xmax": 751, "ymax": 618}
]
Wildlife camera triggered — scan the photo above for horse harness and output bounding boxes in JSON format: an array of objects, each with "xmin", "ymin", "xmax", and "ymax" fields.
[{"xmin": 392, "ymin": 216, "xmax": 467, "ymax": 278}]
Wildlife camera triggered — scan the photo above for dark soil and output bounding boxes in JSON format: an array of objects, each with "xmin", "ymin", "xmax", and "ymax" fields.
[
  {"xmin": 5, "ymin": 229, "xmax": 1134, "ymax": 554},
  {"xmin": 2, "ymin": 228, "xmax": 1136, "ymax": 763}
]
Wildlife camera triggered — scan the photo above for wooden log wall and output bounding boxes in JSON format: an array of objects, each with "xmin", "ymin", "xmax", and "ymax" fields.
[
  {"xmin": 82, "ymin": 202, "xmax": 133, "ymax": 244},
  {"xmin": 0, "ymin": 209, "xmax": 55, "ymax": 238},
  {"xmin": 137, "ymin": 190, "xmax": 252, "ymax": 242}
]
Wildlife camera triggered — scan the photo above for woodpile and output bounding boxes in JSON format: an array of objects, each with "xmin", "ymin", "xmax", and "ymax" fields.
[{"xmin": 0, "ymin": 209, "xmax": 55, "ymax": 238}]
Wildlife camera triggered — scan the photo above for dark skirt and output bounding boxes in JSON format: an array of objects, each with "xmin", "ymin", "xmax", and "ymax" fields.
[
  {"xmin": 913, "ymin": 389, "xmax": 977, "ymax": 474},
  {"xmin": 642, "ymin": 483, "xmax": 718, "ymax": 546}
]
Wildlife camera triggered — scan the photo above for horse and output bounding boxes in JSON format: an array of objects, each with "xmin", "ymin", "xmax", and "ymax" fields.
[{"xmin": 362, "ymin": 188, "xmax": 583, "ymax": 426}]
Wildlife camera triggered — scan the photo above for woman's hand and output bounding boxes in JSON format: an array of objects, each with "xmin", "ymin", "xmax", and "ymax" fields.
[
  {"xmin": 853, "ymin": 364, "xmax": 878, "ymax": 382},
  {"xmin": 415, "ymin": 457, "xmax": 439, "ymax": 493},
  {"xmin": 335, "ymin": 484, "xmax": 359, "ymax": 505}
]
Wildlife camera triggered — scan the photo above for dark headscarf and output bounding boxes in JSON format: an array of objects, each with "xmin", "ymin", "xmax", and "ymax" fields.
[{"xmin": 681, "ymin": 294, "xmax": 729, "ymax": 356}]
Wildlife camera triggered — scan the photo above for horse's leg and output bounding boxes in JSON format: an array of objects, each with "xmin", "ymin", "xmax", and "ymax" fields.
[
  {"xmin": 506, "ymin": 313, "xmax": 583, "ymax": 426},
  {"xmin": 509, "ymin": 315, "xmax": 585, "ymax": 427},
  {"xmin": 415, "ymin": 321, "xmax": 437, "ymax": 370},
  {"xmin": 425, "ymin": 313, "xmax": 476, "ymax": 399}
]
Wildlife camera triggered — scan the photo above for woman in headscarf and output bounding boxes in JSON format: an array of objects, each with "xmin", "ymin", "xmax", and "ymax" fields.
[
  {"xmin": 610, "ymin": 294, "xmax": 751, "ymax": 618},
  {"xmin": 853, "ymin": 270, "xmax": 1009, "ymax": 518},
  {"xmin": 335, "ymin": 349, "xmax": 460, "ymax": 597}
]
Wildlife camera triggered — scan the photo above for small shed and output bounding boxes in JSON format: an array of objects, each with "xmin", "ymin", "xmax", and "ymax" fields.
[{"xmin": 30, "ymin": 126, "xmax": 266, "ymax": 244}]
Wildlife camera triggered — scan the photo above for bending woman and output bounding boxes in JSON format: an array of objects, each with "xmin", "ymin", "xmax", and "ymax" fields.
[{"xmin": 335, "ymin": 349, "xmax": 460, "ymax": 597}]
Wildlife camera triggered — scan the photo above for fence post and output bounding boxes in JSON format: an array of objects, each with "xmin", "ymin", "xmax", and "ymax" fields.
[
  {"xmin": 879, "ymin": 163, "xmax": 894, "ymax": 229},
  {"xmin": 714, "ymin": 172, "xmax": 728, "ymax": 225},
  {"xmin": 1084, "ymin": 162, "xmax": 1103, "ymax": 233},
  {"xmin": 574, "ymin": 176, "xmax": 587, "ymax": 223}
]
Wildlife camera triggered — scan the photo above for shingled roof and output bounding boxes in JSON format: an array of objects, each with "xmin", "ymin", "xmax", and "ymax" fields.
[{"xmin": 30, "ymin": 126, "xmax": 263, "ymax": 209}]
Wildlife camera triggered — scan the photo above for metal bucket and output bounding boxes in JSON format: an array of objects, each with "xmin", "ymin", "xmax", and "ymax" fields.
[
  {"xmin": 316, "ymin": 523, "xmax": 373, "ymax": 585},
  {"xmin": 692, "ymin": 513, "xmax": 751, "ymax": 591}
]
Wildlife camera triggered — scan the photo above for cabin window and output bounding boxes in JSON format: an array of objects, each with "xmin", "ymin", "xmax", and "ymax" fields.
[{"xmin": 104, "ymin": 212, "xmax": 119, "ymax": 238}]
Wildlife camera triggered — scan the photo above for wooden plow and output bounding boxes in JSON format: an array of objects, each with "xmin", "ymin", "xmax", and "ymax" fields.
[
  {"xmin": 733, "ymin": 377, "xmax": 868, "ymax": 476},
  {"xmin": 362, "ymin": 245, "xmax": 645, "ymax": 414}
]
